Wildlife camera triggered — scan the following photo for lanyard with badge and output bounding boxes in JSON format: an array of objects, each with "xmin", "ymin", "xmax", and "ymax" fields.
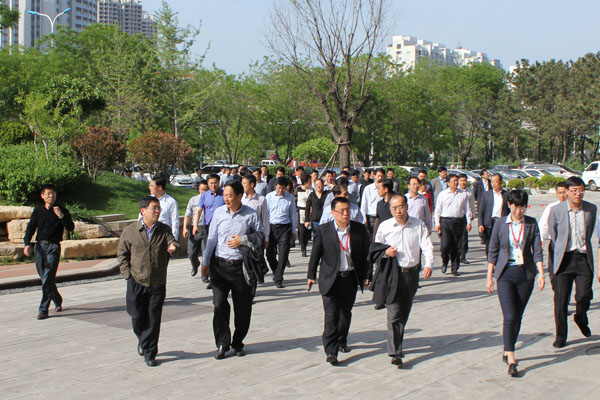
[
  {"xmin": 510, "ymin": 221, "xmax": 524, "ymax": 265},
  {"xmin": 339, "ymin": 233, "xmax": 352, "ymax": 268}
]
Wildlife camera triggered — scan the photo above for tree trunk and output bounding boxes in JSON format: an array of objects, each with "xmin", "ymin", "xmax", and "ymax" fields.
[{"xmin": 535, "ymin": 129, "xmax": 542, "ymax": 162}]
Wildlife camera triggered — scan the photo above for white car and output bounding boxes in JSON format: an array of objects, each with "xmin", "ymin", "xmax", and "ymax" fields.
[
  {"xmin": 582, "ymin": 161, "xmax": 600, "ymax": 191},
  {"xmin": 169, "ymin": 170, "xmax": 194, "ymax": 188}
]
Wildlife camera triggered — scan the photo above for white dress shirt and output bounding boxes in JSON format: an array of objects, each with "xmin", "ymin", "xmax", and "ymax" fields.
[
  {"xmin": 567, "ymin": 206, "xmax": 587, "ymax": 252},
  {"xmin": 491, "ymin": 190, "xmax": 504, "ymax": 218},
  {"xmin": 334, "ymin": 222, "xmax": 353, "ymax": 272},
  {"xmin": 375, "ymin": 216, "xmax": 434, "ymax": 269},
  {"xmin": 360, "ymin": 183, "xmax": 382, "ymax": 217},
  {"xmin": 539, "ymin": 200, "xmax": 561, "ymax": 241},
  {"xmin": 138, "ymin": 193, "xmax": 179, "ymax": 240},
  {"xmin": 434, "ymin": 188, "xmax": 473, "ymax": 226}
]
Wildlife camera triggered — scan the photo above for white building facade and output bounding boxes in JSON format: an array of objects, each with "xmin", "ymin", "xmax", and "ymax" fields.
[
  {"xmin": 97, "ymin": 0, "xmax": 155, "ymax": 38},
  {"xmin": 387, "ymin": 35, "xmax": 503, "ymax": 71},
  {"xmin": 1, "ymin": 0, "xmax": 97, "ymax": 49}
]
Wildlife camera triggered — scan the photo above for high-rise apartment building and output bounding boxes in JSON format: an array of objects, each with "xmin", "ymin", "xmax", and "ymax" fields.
[
  {"xmin": 387, "ymin": 35, "xmax": 503, "ymax": 71},
  {"xmin": 1, "ymin": 0, "xmax": 97, "ymax": 48},
  {"xmin": 97, "ymin": 0, "xmax": 155, "ymax": 38}
]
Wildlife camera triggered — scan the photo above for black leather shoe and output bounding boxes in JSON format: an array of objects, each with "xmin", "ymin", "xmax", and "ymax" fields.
[
  {"xmin": 215, "ymin": 345, "xmax": 229, "ymax": 360},
  {"xmin": 191, "ymin": 266, "xmax": 198, "ymax": 277},
  {"xmin": 508, "ymin": 363, "xmax": 518, "ymax": 377},
  {"xmin": 234, "ymin": 348, "xmax": 246, "ymax": 357},
  {"xmin": 201, "ymin": 275, "xmax": 209, "ymax": 283},
  {"xmin": 553, "ymin": 338, "xmax": 566, "ymax": 348},
  {"xmin": 137, "ymin": 343, "xmax": 144, "ymax": 357},
  {"xmin": 339, "ymin": 345, "xmax": 351, "ymax": 353},
  {"xmin": 502, "ymin": 354, "xmax": 508, "ymax": 365},
  {"xmin": 391, "ymin": 356, "xmax": 403, "ymax": 366},
  {"xmin": 301, "ymin": 249, "xmax": 307, "ymax": 257},
  {"xmin": 574, "ymin": 315, "xmax": 592, "ymax": 337},
  {"xmin": 326, "ymin": 354, "xmax": 338, "ymax": 365},
  {"xmin": 276, "ymin": 281, "xmax": 285, "ymax": 288},
  {"xmin": 145, "ymin": 358, "xmax": 158, "ymax": 367},
  {"xmin": 452, "ymin": 271, "xmax": 460, "ymax": 277},
  {"xmin": 374, "ymin": 304, "xmax": 385, "ymax": 310},
  {"xmin": 206, "ymin": 283, "xmax": 213, "ymax": 290},
  {"xmin": 37, "ymin": 311, "xmax": 49, "ymax": 320},
  {"xmin": 441, "ymin": 264, "xmax": 447, "ymax": 274},
  {"xmin": 460, "ymin": 258, "xmax": 470, "ymax": 265}
]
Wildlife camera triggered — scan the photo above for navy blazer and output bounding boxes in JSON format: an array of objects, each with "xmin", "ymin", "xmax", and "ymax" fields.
[
  {"xmin": 307, "ymin": 221, "xmax": 372, "ymax": 296},
  {"xmin": 478, "ymin": 189, "xmax": 509, "ymax": 229},
  {"xmin": 487, "ymin": 215, "xmax": 543, "ymax": 280}
]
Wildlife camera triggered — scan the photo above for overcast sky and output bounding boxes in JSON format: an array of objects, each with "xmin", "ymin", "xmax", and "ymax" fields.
[{"xmin": 143, "ymin": 0, "xmax": 600, "ymax": 75}]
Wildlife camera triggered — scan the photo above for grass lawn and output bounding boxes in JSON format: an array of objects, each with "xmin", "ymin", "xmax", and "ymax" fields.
[{"xmin": 58, "ymin": 172, "xmax": 196, "ymax": 219}]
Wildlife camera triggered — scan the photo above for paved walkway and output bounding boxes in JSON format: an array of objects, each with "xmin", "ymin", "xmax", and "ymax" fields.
[{"xmin": 1, "ymin": 193, "xmax": 599, "ymax": 399}]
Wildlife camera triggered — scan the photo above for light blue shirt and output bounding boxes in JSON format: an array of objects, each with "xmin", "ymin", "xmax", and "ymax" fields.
[
  {"xmin": 255, "ymin": 181, "xmax": 268, "ymax": 197},
  {"xmin": 265, "ymin": 191, "xmax": 297, "ymax": 234},
  {"xmin": 203, "ymin": 204, "xmax": 263, "ymax": 261},
  {"xmin": 142, "ymin": 221, "xmax": 157, "ymax": 242},
  {"xmin": 320, "ymin": 202, "xmax": 364, "ymax": 225}
]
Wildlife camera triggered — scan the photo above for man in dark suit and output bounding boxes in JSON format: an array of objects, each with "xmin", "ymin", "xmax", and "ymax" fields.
[
  {"xmin": 473, "ymin": 169, "xmax": 491, "ymax": 205},
  {"xmin": 548, "ymin": 176, "xmax": 597, "ymax": 348},
  {"xmin": 308, "ymin": 197, "xmax": 372, "ymax": 366},
  {"xmin": 430, "ymin": 166, "xmax": 447, "ymax": 208},
  {"xmin": 478, "ymin": 173, "xmax": 509, "ymax": 256}
]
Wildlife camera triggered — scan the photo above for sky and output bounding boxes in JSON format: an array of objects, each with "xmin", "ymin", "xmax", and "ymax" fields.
[{"xmin": 143, "ymin": 0, "xmax": 600, "ymax": 75}]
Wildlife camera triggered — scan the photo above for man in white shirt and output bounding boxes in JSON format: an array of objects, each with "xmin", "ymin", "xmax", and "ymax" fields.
[
  {"xmin": 241, "ymin": 174, "xmax": 270, "ymax": 249},
  {"xmin": 147, "ymin": 176, "xmax": 179, "ymax": 241},
  {"xmin": 360, "ymin": 168, "xmax": 385, "ymax": 236},
  {"xmin": 458, "ymin": 174, "xmax": 475, "ymax": 265},
  {"xmin": 373, "ymin": 194, "xmax": 433, "ymax": 367},
  {"xmin": 434, "ymin": 174, "xmax": 472, "ymax": 276},
  {"xmin": 406, "ymin": 176, "xmax": 432, "ymax": 232},
  {"xmin": 538, "ymin": 181, "xmax": 568, "ymax": 246}
]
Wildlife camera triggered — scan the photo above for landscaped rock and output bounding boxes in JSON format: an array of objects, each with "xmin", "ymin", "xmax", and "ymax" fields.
[
  {"xmin": 0, "ymin": 206, "xmax": 33, "ymax": 223},
  {"xmin": 7, "ymin": 219, "xmax": 29, "ymax": 243},
  {"xmin": 69, "ymin": 221, "xmax": 110, "ymax": 239},
  {"xmin": 0, "ymin": 242, "xmax": 24, "ymax": 260},
  {"xmin": 60, "ymin": 238, "xmax": 120, "ymax": 259}
]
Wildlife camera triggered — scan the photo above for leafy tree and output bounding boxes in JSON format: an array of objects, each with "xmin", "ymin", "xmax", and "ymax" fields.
[
  {"xmin": 128, "ymin": 131, "xmax": 193, "ymax": 176},
  {"xmin": 292, "ymin": 137, "xmax": 336, "ymax": 164},
  {"xmin": 73, "ymin": 127, "xmax": 127, "ymax": 180}
]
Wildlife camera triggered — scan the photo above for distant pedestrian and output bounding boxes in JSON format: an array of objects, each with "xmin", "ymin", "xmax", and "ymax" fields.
[
  {"xmin": 147, "ymin": 176, "xmax": 179, "ymax": 241},
  {"xmin": 458, "ymin": 173, "xmax": 475, "ymax": 265},
  {"xmin": 360, "ymin": 168, "xmax": 385, "ymax": 237},
  {"xmin": 407, "ymin": 176, "xmax": 432, "ymax": 232},
  {"xmin": 23, "ymin": 184, "xmax": 75, "ymax": 320},
  {"xmin": 386, "ymin": 168, "xmax": 401, "ymax": 193},
  {"xmin": 183, "ymin": 180, "xmax": 209, "ymax": 278},
  {"xmin": 305, "ymin": 178, "xmax": 328, "ymax": 232},
  {"xmin": 430, "ymin": 166, "xmax": 448, "ymax": 208},
  {"xmin": 478, "ymin": 174, "xmax": 509, "ymax": 256},
  {"xmin": 372, "ymin": 178, "xmax": 395, "ymax": 237},
  {"xmin": 295, "ymin": 174, "xmax": 313, "ymax": 257},
  {"xmin": 118, "ymin": 196, "xmax": 178, "ymax": 367}
]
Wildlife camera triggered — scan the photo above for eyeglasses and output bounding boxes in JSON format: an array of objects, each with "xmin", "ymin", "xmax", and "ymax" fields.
[
  {"xmin": 146, "ymin": 206, "xmax": 161, "ymax": 211},
  {"xmin": 569, "ymin": 188, "xmax": 584, "ymax": 194},
  {"xmin": 332, "ymin": 209, "xmax": 351, "ymax": 215},
  {"xmin": 390, "ymin": 206, "xmax": 406, "ymax": 211}
]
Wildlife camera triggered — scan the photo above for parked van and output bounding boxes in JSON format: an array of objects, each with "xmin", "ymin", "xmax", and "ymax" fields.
[
  {"xmin": 582, "ymin": 161, "xmax": 600, "ymax": 191},
  {"xmin": 261, "ymin": 160, "xmax": 277, "ymax": 166}
]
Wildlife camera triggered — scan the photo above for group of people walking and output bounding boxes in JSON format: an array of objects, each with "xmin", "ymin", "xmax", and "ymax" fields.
[{"xmin": 22, "ymin": 165, "xmax": 599, "ymax": 377}]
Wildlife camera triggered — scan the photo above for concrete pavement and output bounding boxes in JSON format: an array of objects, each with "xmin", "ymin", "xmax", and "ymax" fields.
[{"xmin": 1, "ymin": 192, "xmax": 600, "ymax": 399}]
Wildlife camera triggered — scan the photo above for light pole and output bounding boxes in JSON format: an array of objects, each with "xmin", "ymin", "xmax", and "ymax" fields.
[{"xmin": 27, "ymin": 7, "xmax": 71, "ymax": 47}]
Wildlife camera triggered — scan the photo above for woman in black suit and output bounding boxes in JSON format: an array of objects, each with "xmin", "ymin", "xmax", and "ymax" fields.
[{"xmin": 486, "ymin": 189, "xmax": 545, "ymax": 377}]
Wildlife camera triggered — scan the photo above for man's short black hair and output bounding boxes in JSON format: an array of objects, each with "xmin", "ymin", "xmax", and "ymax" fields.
[
  {"xmin": 276, "ymin": 166, "xmax": 286, "ymax": 174},
  {"xmin": 408, "ymin": 176, "xmax": 420, "ymax": 185},
  {"xmin": 311, "ymin": 169, "xmax": 319, "ymax": 174},
  {"xmin": 565, "ymin": 176, "xmax": 585, "ymax": 189},
  {"xmin": 207, "ymin": 173, "xmax": 220, "ymax": 182},
  {"xmin": 507, "ymin": 189, "xmax": 528, "ymax": 207},
  {"xmin": 239, "ymin": 167, "xmax": 249, "ymax": 176},
  {"xmin": 387, "ymin": 168, "xmax": 395, "ymax": 173},
  {"xmin": 275, "ymin": 176, "xmax": 289, "ymax": 187},
  {"xmin": 325, "ymin": 169, "xmax": 333, "ymax": 176},
  {"xmin": 447, "ymin": 173, "xmax": 458, "ymax": 181},
  {"xmin": 491, "ymin": 173, "xmax": 503, "ymax": 181},
  {"xmin": 198, "ymin": 179, "xmax": 208, "ymax": 186},
  {"xmin": 556, "ymin": 181, "xmax": 567, "ymax": 189},
  {"xmin": 40, "ymin": 183, "xmax": 57, "ymax": 193},
  {"xmin": 337, "ymin": 176, "xmax": 349, "ymax": 186},
  {"xmin": 224, "ymin": 180, "xmax": 244, "ymax": 196},
  {"xmin": 418, "ymin": 169, "xmax": 428, "ymax": 175},
  {"xmin": 375, "ymin": 168, "xmax": 386, "ymax": 176},
  {"xmin": 351, "ymin": 170, "xmax": 359, "ymax": 177},
  {"xmin": 301, "ymin": 173, "xmax": 311, "ymax": 184},
  {"xmin": 458, "ymin": 173, "xmax": 467, "ymax": 180},
  {"xmin": 438, "ymin": 166, "xmax": 447, "ymax": 173},
  {"xmin": 480, "ymin": 169, "xmax": 488, "ymax": 176},
  {"xmin": 151, "ymin": 176, "xmax": 167, "ymax": 190},
  {"xmin": 296, "ymin": 166, "xmax": 304, "ymax": 171},
  {"xmin": 224, "ymin": 166, "xmax": 231, "ymax": 171},
  {"xmin": 380, "ymin": 178, "xmax": 394, "ymax": 192},
  {"xmin": 243, "ymin": 174, "xmax": 256, "ymax": 185},
  {"xmin": 331, "ymin": 196, "xmax": 350, "ymax": 211},
  {"xmin": 139, "ymin": 195, "xmax": 160, "ymax": 209},
  {"xmin": 340, "ymin": 170, "xmax": 350, "ymax": 177}
]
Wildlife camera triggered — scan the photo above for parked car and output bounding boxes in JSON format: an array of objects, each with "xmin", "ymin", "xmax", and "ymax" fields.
[
  {"xmin": 199, "ymin": 164, "xmax": 224, "ymax": 179},
  {"xmin": 448, "ymin": 169, "xmax": 478, "ymax": 185},
  {"xmin": 582, "ymin": 161, "xmax": 600, "ymax": 191},
  {"xmin": 261, "ymin": 160, "xmax": 277, "ymax": 166},
  {"xmin": 169, "ymin": 170, "xmax": 194, "ymax": 188},
  {"xmin": 521, "ymin": 169, "xmax": 553, "ymax": 178},
  {"xmin": 523, "ymin": 164, "xmax": 581, "ymax": 178}
]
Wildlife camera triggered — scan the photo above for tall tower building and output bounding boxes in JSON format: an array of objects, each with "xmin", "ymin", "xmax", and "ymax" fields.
[
  {"xmin": 1, "ymin": 0, "xmax": 97, "ymax": 49},
  {"xmin": 97, "ymin": 0, "xmax": 155, "ymax": 38}
]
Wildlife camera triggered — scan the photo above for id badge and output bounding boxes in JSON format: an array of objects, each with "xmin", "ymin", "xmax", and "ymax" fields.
[
  {"xmin": 345, "ymin": 252, "xmax": 352, "ymax": 268},
  {"xmin": 514, "ymin": 248, "xmax": 524, "ymax": 265}
]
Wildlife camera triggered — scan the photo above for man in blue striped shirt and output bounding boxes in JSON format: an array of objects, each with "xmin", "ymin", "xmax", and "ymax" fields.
[{"xmin": 265, "ymin": 176, "xmax": 297, "ymax": 288}]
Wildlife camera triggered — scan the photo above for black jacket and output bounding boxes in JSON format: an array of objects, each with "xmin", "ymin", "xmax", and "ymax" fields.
[
  {"xmin": 478, "ymin": 189, "xmax": 509, "ymax": 229},
  {"xmin": 369, "ymin": 242, "xmax": 401, "ymax": 307},
  {"xmin": 239, "ymin": 231, "xmax": 268, "ymax": 285}
]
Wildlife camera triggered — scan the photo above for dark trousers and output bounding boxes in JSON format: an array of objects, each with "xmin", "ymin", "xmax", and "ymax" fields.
[
  {"xmin": 298, "ymin": 222, "xmax": 311, "ymax": 251},
  {"xmin": 34, "ymin": 242, "xmax": 62, "ymax": 312},
  {"xmin": 387, "ymin": 266, "xmax": 420, "ymax": 356},
  {"xmin": 497, "ymin": 265, "xmax": 534, "ymax": 352},
  {"xmin": 460, "ymin": 224, "xmax": 469, "ymax": 260},
  {"xmin": 126, "ymin": 278, "xmax": 166, "ymax": 361},
  {"xmin": 322, "ymin": 274, "xmax": 358, "ymax": 356},
  {"xmin": 212, "ymin": 260, "xmax": 254, "ymax": 350},
  {"xmin": 187, "ymin": 228, "xmax": 207, "ymax": 270},
  {"xmin": 366, "ymin": 215, "xmax": 377, "ymax": 237},
  {"xmin": 267, "ymin": 223, "xmax": 292, "ymax": 283},
  {"xmin": 550, "ymin": 252, "xmax": 593, "ymax": 340},
  {"xmin": 482, "ymin": 218, "xmax": 499, "ymax": 256},
  {"xmin": 440, "ymin": 217, "xmax": 466, "ymax": 273}
]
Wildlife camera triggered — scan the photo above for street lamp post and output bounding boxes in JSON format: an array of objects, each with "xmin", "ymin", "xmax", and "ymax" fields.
[{"xmin": 27, "ymin": 7, "xmax": 71, "ymax": 47}]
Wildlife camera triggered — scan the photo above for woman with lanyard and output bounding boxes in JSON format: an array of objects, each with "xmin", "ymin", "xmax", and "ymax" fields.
[{"xmin": 486, "ymin": 189, "xmax": 545, "ymax": 377}]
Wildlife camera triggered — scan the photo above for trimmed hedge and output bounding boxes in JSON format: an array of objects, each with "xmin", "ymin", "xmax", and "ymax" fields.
[
  {"xmin": 0, "ymin": 143, "xmax": 82, "ymax": 204},
  {"xmin": 539, "ymin": 175, "xmax": 565, "ymax": 189},
  {"xmin": 507, "ymin": 178, "xmax": 525, "ymax": 189},
  {"xmin": 523, "ymin": 177, "xmax": 540, "ymax": 188}
]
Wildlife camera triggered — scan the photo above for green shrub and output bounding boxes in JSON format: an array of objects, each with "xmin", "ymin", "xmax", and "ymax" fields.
[
  {"xmin": 64, "ymin": 201, "xmax": 95, "ymax": 223},
  {"xmin": 539, "ymin": 175, "xmax": 565, "ymax": 189},
  {"xmin": 0, "ymin": 143, "xmax": 82, "ymax": 204},
  {"xmin": 523, "ymin": 177, "xmax": 540, "ymax": 188},
  {"xmin": 507, "ymin": 179, "xmax": 524, "ymax": 189},
  {"xmin": 0, "ymin": 121, "xmax": 33, "ymax": 146}
]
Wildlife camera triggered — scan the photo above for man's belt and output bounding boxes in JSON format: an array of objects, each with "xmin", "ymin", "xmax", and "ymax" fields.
[
  {"xmin": 38, "ymin": 240, "xmax": 59, "ymax": 245},
  {"xmin": 216, "ymin": 257, "xmax": 243, "ymax": 266},
  {"xmin": 338, "ymin": 270, "xmax": 355, "ymax": 278}
]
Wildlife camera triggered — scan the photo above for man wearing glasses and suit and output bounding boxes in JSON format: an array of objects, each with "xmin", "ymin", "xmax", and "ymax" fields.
[{"xmin": 548, "ymin": 176, "xmax": 597, "ymax": 348}]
